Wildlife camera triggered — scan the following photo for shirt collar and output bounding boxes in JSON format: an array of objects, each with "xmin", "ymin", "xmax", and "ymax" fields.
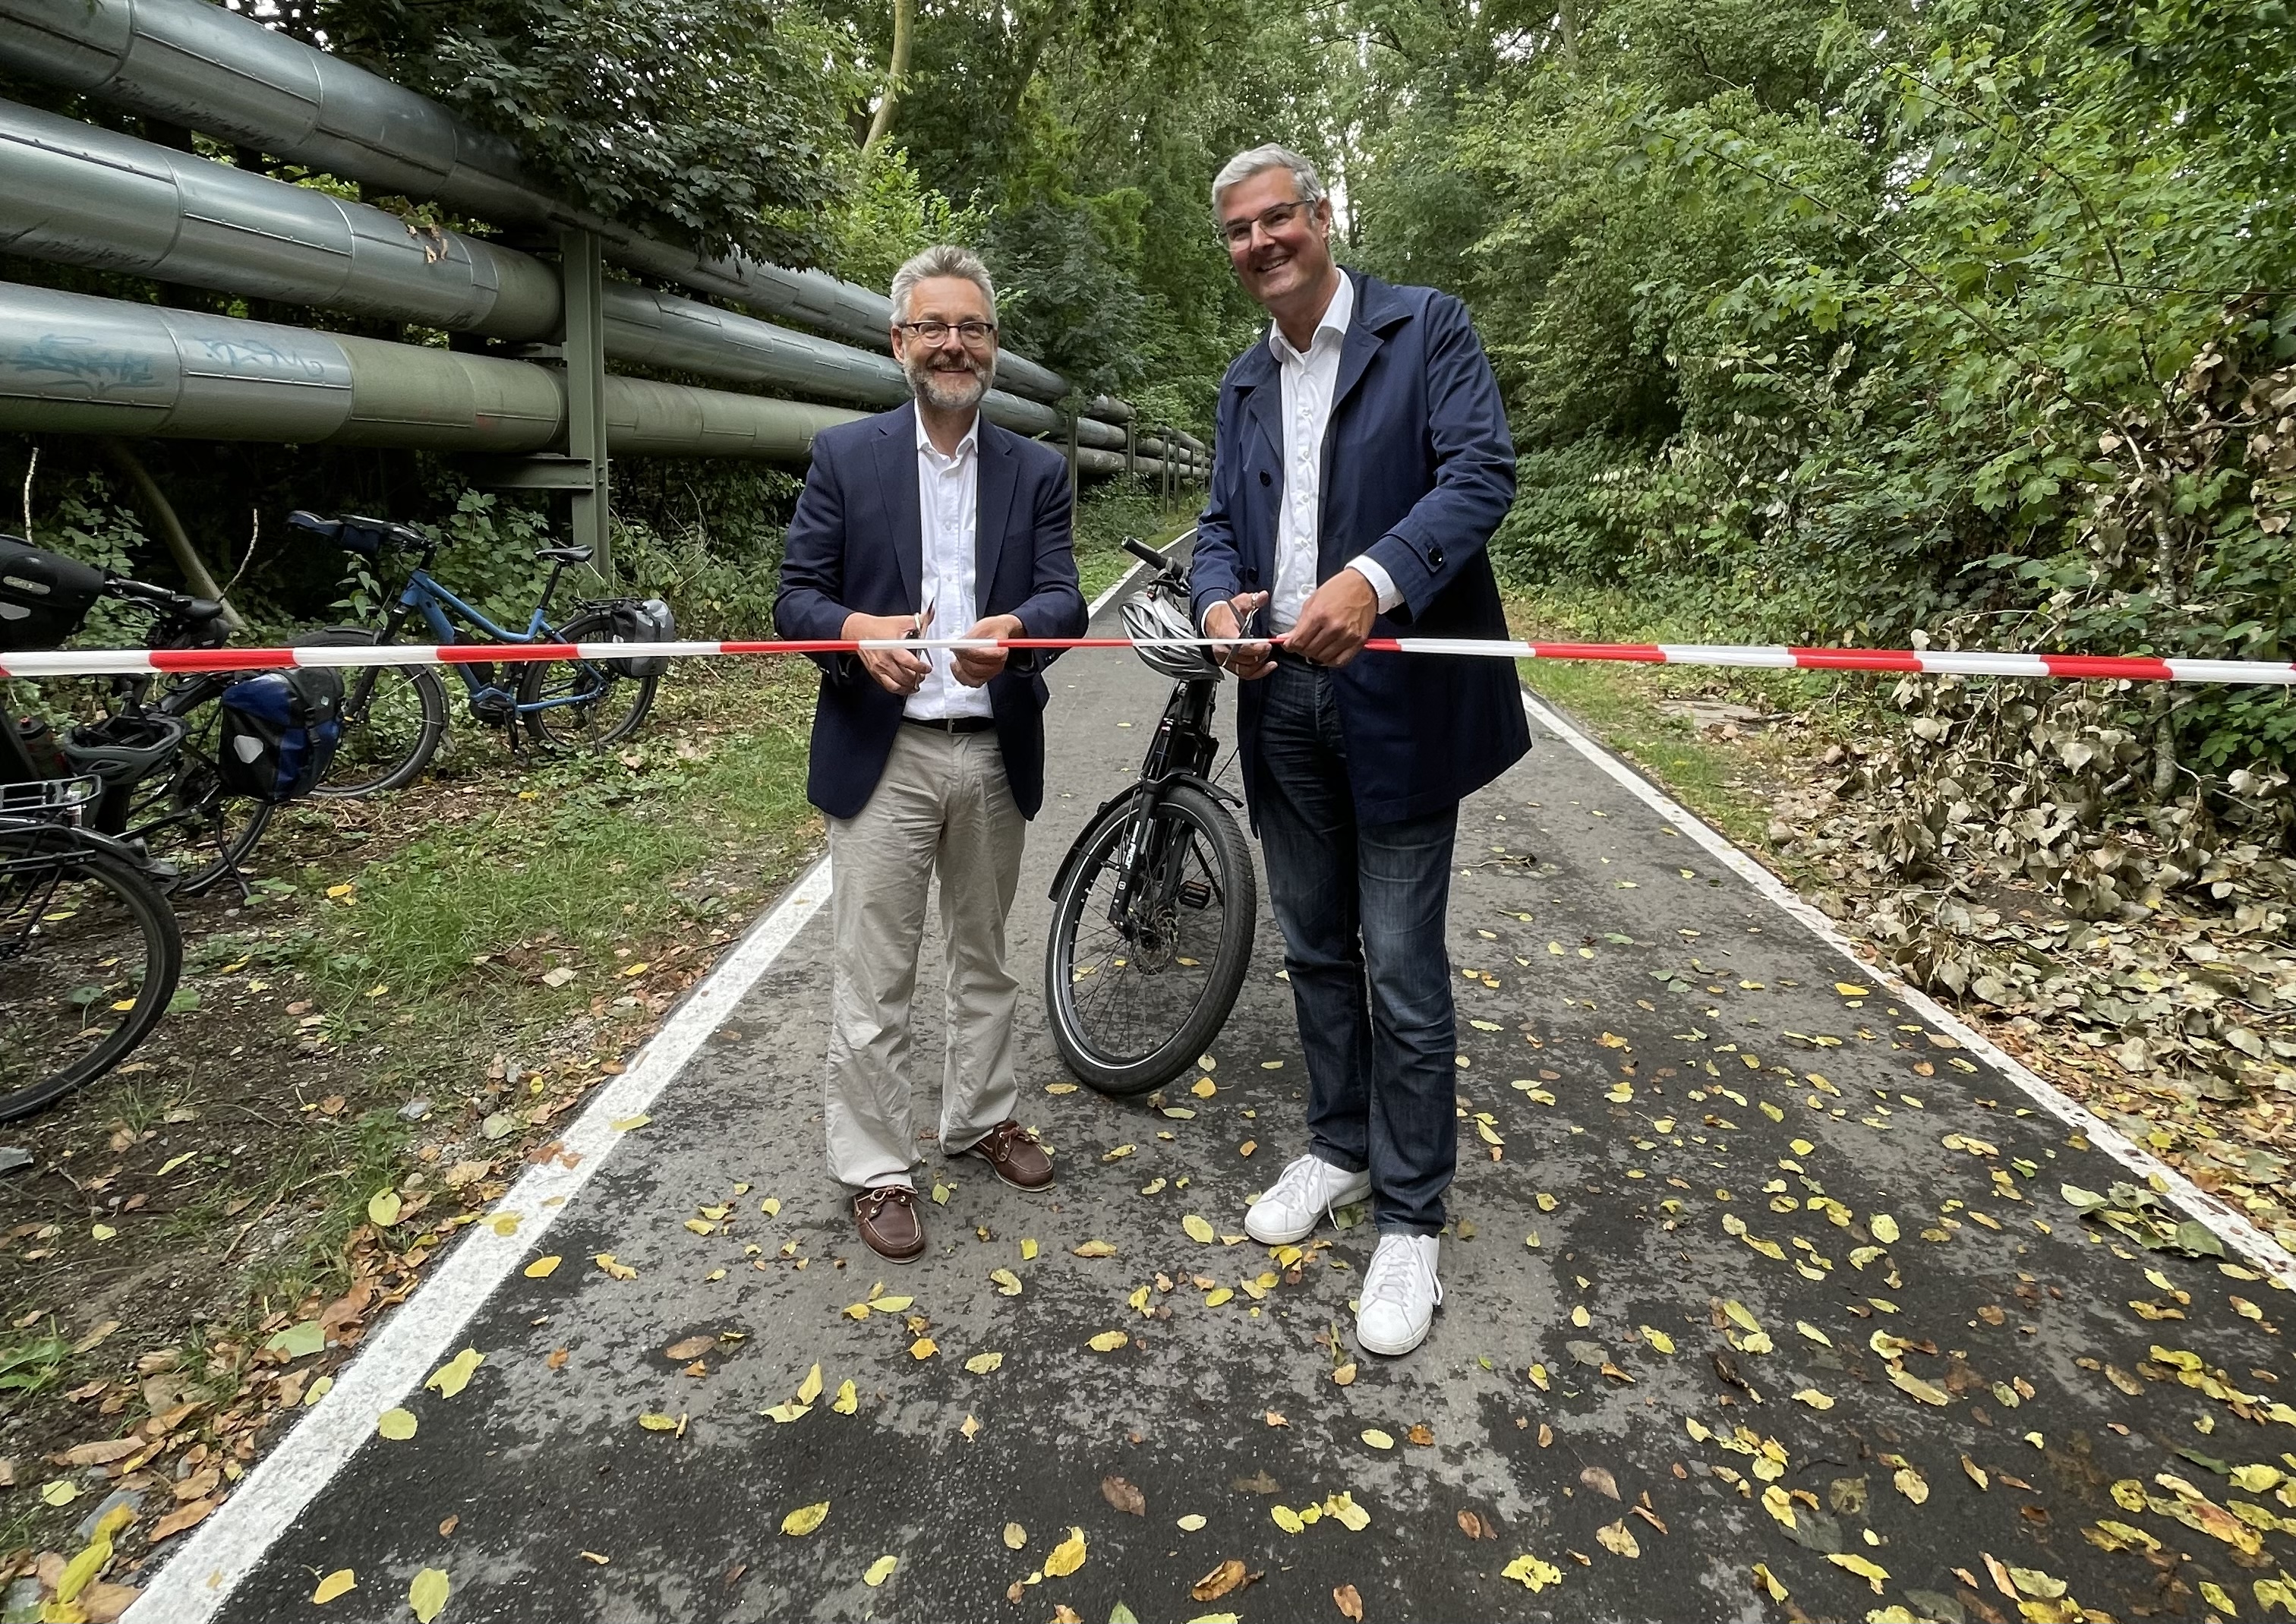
[
  {"xmin": 916, "ymin": 408, "xmax": 980, "ymax": 466},
  {"xmin": 1267, "ymin": 271, "xmax": 1354, "ymax": 366}
]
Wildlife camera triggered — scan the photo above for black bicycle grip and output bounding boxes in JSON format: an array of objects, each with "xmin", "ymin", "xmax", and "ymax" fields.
[{"xmin": 1121, "ymin": 538, "xmax": 1168, "ymax": 568}]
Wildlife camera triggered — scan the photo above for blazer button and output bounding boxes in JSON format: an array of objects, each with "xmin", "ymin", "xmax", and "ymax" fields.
[
  {"xmin": 1429, "ymin": 547, "xmax": 1445, "ymax": 569},
  {"xmin": 1259, "ymin": 471, "xmax": 1272, "ymax": 486}
]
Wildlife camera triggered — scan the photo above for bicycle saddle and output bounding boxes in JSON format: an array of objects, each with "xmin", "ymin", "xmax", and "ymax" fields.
[
  {"xmin": 533, "ymin": 545, "xmax": 594, "ymax": 564},
  {"xmin": 61, "ymin": 714, "xmax": 188, "ymax": 784}
]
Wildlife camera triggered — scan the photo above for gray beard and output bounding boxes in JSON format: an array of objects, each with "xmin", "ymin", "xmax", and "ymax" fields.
[{"xmin": 907, "ymin": 356, "xmax": 993, "ymax": 413}]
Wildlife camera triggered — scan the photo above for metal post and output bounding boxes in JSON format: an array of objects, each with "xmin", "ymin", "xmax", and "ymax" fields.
[
  {"xmin": 560, "ymin": 226, "xmax": 610, "ymax": 585},
  {"xmin": 1124, "ymin": 415, "xmax": 1136, "ymax": 481}
]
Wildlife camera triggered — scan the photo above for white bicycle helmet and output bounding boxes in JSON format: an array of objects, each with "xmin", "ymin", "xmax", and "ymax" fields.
[{"xmin": 1120, "ymin": 585, "xmax": 1220, "ymax": 680}]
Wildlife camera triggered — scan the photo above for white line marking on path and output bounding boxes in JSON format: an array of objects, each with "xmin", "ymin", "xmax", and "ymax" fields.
[
  {"xmin": 1520, "ymin": 690, "xmax": 2296, "ymax": 1294},
  {"xmin": 126, "ymin": 856, "xmax": 834, "ymax": 1623},
  {"xmin": 128, "ymin": 530, "xmax": 1187, "ymax": 1620}
]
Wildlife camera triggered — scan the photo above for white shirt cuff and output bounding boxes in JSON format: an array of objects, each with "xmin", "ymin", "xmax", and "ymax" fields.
[{"xmin": 1345, "ymin": 556, "xmax": 1404, "ymax": 614}]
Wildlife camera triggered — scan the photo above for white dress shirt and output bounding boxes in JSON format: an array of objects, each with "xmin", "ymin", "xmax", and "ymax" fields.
[
  {"xmin": 906, "ymin": 411, "xmax": 993, "ymax": 721},
  {"xmin": 1263, "ymin": 273, "xmax": 1402, "ymax": 633}
]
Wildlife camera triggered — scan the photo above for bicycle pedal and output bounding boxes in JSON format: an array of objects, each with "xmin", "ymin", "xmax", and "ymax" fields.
[{"xmin": 1176, "ymin": 878, "xmax": 1213, "ymax": 910}]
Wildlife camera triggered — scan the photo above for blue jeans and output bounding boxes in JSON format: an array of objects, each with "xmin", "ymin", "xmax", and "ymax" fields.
[{"xmin": 1255, "ymin": 657, "xmax": 1459, "ymax": 1235}]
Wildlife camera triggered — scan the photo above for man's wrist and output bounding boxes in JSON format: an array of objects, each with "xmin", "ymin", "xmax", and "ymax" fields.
[{"xmin": 1342, "ymin": 557, "xmax": 1403, "ymax": 615}]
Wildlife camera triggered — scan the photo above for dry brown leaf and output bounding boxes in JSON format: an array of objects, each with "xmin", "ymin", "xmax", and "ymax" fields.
[
  {"xmin": 1335, "ymin": 1581, "xmax": 1365, "ymax": 1620},
  {"xmin": 1101, "ymin": 1475, "xmax": 1146, "ymax": 1516},
  {"xmin": 150, "ymin": 1497, "xmax": 216, "ymax": 1542},
  {"xmin": 1052, "ymin": 1607, "xmax": 1081, "ymax": 1624},
  {"xmin": 1581, "ymin": 1465, "xmax": 1620, "ymax": 1500},
  {"xmin": 546, "ymin": 1348, "xmax": 569, "ymax": 1370},
  {"xmin": 1193, "ymin": 1559, "xmax": 1250, "ymax": 1602},
  {"xmin": 1596, "ymin": 1518, "xmax": 1642, "ymax": 1559},
  {"xmin": 54, "ymin": 1439, "xmax": 141, "ymax": 1468},
  {"xmin": 77, "ymin": 1581, "xmax": 140, "ymax": 1624},
  {"xmin": 1406, "ymin": 1424, "xmax": 1434, "ymax": 1446},
  {"xmin": 439, "ymin": 1515, "xmax": 459, "ymax": 1537},
  {"xmin": 664, "ymin": 1335, "xmax": 714, "ymax": 1361},
  {"xmin": 1457, "ymin": 1509, "xmax": 1491, "ymax": 1540}
]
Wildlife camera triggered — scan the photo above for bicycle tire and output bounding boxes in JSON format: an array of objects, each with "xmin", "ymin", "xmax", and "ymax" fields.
[
  {"xmin": 516, "ymin": 607, "xmax": 658, "ymax": 750},
  {"xmin": 299, "ymin": 628, "xmax": 449, "ymax": 797},
  {"xmin": 1046, "ymin": 780, "xmax": 1257, "ymax": 1096},
  {"xmin": 134, "ymin": 683, "xmax": 272, "ymax": 897},
  {"xmin": 0, "ymin": 831, "xmax": 183, "ymax": 1121}
]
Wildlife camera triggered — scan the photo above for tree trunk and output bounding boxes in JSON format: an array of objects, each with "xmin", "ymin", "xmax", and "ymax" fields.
[
  {"xmin": 863, "ymin": 0, "xmax": 914, "ymax": 153},
  {"xmin": 1556, "ymin": 0, "xmax": 1580, "ymax": 68},
  {"xmin": 96, "ymin": 437, "xmax": 245, "ymax": 631}
]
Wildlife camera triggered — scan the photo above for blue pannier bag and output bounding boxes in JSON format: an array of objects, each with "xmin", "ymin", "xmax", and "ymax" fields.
[{"xmin": 216, "ymin": 669, "xmax": 343, "ymax": 802}]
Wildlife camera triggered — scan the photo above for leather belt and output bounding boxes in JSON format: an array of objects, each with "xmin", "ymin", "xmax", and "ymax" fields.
[{"xmin": 903, "ymin": 713, "xmax": 996, "ymax": 734}]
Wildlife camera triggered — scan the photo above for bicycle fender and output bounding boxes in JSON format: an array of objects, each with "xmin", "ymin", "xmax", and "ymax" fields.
[
  {"xmin": 1151, "ymin": 771, "xmax": 1245, "ymax": 810},
  {"xmin": 1045, "ymin": 785, "xmax": 1141, "ymax": 903}
]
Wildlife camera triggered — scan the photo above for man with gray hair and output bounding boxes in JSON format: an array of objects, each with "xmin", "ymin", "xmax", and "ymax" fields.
[
  {"xmin": 777, "ymin": 244, "xmax": 1088, "ymax": 1263},
  {"xmin": 1192, "ymin": 144, "xmax": 1525, "ymax": 1355}
]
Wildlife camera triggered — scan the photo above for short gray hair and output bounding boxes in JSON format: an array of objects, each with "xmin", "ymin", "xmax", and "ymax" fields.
[
  {"xmin": 1211, "ymin": 144, "xmax": 1328, "ymax": 214},
  {"xmin": 890, "ymin": 244, "xmax": 996, "ymax": 324}
]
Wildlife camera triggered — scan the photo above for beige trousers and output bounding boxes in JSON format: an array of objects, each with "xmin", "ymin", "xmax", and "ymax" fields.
[{"xmin": 825, "ymin": 724, "xmax": 1027, "ymax": 1190}]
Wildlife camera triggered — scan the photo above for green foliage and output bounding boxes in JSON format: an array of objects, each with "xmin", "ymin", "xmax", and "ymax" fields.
[
  {"xmin": 1349, "ymin": 0, "xmax": 2296, "ymax": 814},
  {"xmin": 312, "ymin": 0, "xmax": 861, "ymax": 266}
]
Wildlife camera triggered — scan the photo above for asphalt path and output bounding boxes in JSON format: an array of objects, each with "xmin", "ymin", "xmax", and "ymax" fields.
[{"xmin": 153, "ymin": 560, "xmax": 2296, "ymax": 1624}]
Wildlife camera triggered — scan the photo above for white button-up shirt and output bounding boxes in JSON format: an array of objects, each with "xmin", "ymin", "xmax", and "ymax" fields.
[
  {"xmin": 1264, "ymin": 273, "xmax": 1399, "ymax": 632},
  {"xmin": 906, "ymin": 411, "xmax": 992, "ymax": 721}
]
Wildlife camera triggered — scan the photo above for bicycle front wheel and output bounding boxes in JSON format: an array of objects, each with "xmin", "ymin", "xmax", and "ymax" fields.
[
  {"xmin": 301, "ymin": 628, "xmax": 448, "ymax": 797},
  {"xmin": 516, "ymin": 608, "xmax": 658, "ymax": 751},
  {"xmin": 1046, "ymin": 781, "xmax": 1257, "ymax": 1096},
  {"xmin": 0, "ymin": 831, "xmax": 183, "ymax": 1121}
]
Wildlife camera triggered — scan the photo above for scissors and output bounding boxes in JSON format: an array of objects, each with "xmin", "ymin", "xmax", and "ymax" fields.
[{"xmin": 907, "ymin": 587, "xmax": 937, "ymax": 644}]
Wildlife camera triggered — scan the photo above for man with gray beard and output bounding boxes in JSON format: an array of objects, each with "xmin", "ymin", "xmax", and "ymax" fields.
[{"xmin": 776, "ymin": 245, "xmax": 1087, "ymax": 1262}]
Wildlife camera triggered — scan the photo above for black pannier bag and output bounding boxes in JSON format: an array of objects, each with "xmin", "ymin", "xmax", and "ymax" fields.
[
  {"xmin": 216, "ymin": 668, "xmax": 344, "ymax": 802},
  {"xmin": 0, "ymin": 535, "xmax": 105, "ymax": 651},
  {"xmin": 599, "ymin": 596, "xmax": 676, "ymax": 678}
]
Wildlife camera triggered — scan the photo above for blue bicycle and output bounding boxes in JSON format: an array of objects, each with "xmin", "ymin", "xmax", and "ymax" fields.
[{"xmin": 289, "ymin": 512, "xmax": 668, "ymax": 796}]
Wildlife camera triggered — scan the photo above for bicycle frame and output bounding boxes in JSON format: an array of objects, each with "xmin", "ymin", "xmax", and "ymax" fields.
[{"xmin": 377, "ymin": 563, "xmax": 598, "ymax": 719}]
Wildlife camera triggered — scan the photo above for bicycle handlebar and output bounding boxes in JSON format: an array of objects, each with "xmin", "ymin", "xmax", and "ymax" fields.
[{"xmin": 1121, "ymin": 538, "xmax": 1169, "ymax": 569}]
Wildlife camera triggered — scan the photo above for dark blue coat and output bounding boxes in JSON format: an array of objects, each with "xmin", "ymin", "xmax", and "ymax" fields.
[
  {"xmin": 1189, "ymin": 270, "xmax": 1528, "ymax": 827},
  {"xmin": 775, "ymin": 402, "xmax": 1087, "ymax": 820}
]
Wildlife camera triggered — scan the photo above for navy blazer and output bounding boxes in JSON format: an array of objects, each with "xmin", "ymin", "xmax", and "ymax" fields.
[
  {"xmin": 775, "ymin": 402, "xmax": 1087, "ymax": 820},
  {"xmin": 1189, "ymin": 270, "xmax": 1529, "ymax": 827}
]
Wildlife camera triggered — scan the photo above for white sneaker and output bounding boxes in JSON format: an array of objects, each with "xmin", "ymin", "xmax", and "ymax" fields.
[
  {"xmin": 1244, "ymin": 1153, "xmax": 1372, "ymax": 1245},
  {"xmin": 1357, "ymin": 1232, "xmax": 1443, "ymax": 1357}
]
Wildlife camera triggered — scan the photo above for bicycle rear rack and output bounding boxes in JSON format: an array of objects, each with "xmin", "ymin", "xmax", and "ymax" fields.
[{"xmin": 0, "ymin": 774, "xmax": 103, "ymax": 817}]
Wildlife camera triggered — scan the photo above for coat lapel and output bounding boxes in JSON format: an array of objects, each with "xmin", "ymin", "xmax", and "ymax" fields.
[
  {"xmin": 871, "ymin": 402, "xmax": 924, "ymax": 611},
  {"xmin": 1235, "ymin": 342, "xmax": 1282, "ymax": 468},
  {"xmin": 1329, "ymin": 271, "xmax": 1392, "ymax": 416},
  {"xmin": 974, "ymin": 421, "xmax": 1017, "ymax": 601}
]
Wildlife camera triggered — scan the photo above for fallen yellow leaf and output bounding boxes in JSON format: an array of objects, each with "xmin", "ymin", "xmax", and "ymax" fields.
[
  {"xmin": 410, "ymin": 1568, "xmax": 450, "ymax": 1623},
  {"xmin": 523, "ymin": 1255, "xmax": 560, "ymax": 1279},
  {"xmin": 377, "ymin": 1408, "xmax": 418, "ymax": 1441},
  {"xmin": 312, "ymin": 1569, "xmax": 356, "ymax": 1604},
  {"xmin": 864, "ymin": 1555, "xmax": 898, "ymax": 1588},
  {"xmin": 781, "ymin": 1501, "xmax": 830, "ymax": 1537},
  {"xmin": 1045, "ymin": 1527, "xmax": 1086, "ymax": 1577}
]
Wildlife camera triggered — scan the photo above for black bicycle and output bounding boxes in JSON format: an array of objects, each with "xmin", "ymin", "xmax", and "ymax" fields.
[
  {"xmin": 1043, "ymin": 538, "xmax": 1257, "ymax": 1096},
  {"xmin": 0, "ymin": 750, "xmax": 184, "ymax": 1122},
  {"xmin": 39, "ymin": 575, "xmax": 272, "ymax": 897}
]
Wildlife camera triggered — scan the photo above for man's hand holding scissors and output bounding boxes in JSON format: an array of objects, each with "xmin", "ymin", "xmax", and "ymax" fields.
[{"xmin": 841, "ymin": 591, "xmax": 934, "ymax": 697}]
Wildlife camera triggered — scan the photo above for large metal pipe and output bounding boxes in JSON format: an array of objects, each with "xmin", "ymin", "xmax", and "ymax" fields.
[
  {"xmin": 0, "ymin": 0, "xmax": 1086, "ymax": 406},
  {"xmin": 0, "ymin": 97, "xmax": 1066, "ymax": 437},
  {"xmin": 0, "ymin": 279, "xmax": 854, "ymax": 454},
  {"xmin": 0, "ymin": 281, "xmax": 1201, "ymax": 476}
]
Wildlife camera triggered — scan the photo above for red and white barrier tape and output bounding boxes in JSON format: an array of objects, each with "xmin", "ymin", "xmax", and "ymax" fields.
[{"xmin": 2, "ymin": 635, "xmax": 2292, "ymax": 684}]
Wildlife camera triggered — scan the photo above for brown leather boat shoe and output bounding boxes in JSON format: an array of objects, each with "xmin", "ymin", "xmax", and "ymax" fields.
[
  {"xmin": 955, "ymin": 1120, "xmax": 1054, "ymax": 1190},
  {"xmin": 853, "ymin": 1184, "xmax": 926, "ymax": 1262}
]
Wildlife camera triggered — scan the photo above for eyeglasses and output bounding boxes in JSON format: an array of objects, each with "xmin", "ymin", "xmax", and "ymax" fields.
[
  {"xmin": 1216, "ymin": 198, "xmax": 1314, "ymax": 248},
  {"xmin": 896, "ymin": 319, "xmax": 998, "ymax": 346}
]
